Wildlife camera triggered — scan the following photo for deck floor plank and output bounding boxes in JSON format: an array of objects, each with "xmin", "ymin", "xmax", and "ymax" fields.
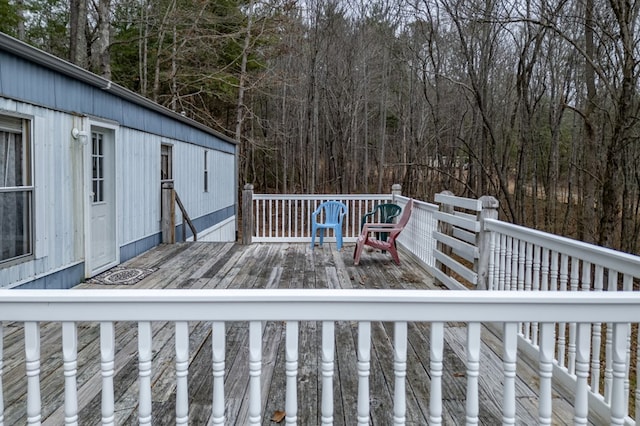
[{"xmin": 1, "ymin": 242, "xmax": 583, "ymax": 425}]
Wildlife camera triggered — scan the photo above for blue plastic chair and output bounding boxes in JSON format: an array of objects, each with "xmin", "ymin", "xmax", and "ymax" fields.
[{"xmin": 310, "ymin": 201, "xmax": 348, "ymax": 250}]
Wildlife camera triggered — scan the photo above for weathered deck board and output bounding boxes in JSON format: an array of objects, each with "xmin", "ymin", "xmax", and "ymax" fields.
[{"xmin": 1, "ymin": 242, "xmax": 582, "ymax": 425}]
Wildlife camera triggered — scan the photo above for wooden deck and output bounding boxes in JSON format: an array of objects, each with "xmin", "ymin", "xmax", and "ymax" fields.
[{"xmin": 3, "ymin": 242, "xmax": 578, "ymax": 424}]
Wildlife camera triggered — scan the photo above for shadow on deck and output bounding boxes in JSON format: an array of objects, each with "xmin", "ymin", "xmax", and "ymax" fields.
[{"xmin": 4, "ymin": 242, "xmax": 577, "ymax": 424}]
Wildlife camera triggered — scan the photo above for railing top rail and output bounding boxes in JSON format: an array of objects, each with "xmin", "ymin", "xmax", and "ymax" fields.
[
  {"xmin": 434, "ymin": 192, "xmax": 483, "ymax": 211},
  {"xmin": 484, "ymin": 218, "xmax": 640, "ymax": 277},
  {"xmin": 393, "ymin": 195, "xmax": 438, "ymax": 211},
  {"xmin": 252, "ymin": 194, "xmax": 394, "ymax": 201},
  {"xmin": 2, "ymin": 289, "xmax": 639, "ymax": 323}
]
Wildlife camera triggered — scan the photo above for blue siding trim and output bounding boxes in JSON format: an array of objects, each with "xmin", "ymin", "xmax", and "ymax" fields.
[
  {"xmin": 15, "ymin": 263, "xmax": 85, "ymax": 290},
  {"xmin": 176, "ymin": 205, "xmax": 236, "ymax": 242},
  {"xmin": 120, "ymin": 233, "xmax": 162, "ymax": 263},
  {"xmin": 0, "ymin": 51, "xmax": 235, "ymax": 154}
]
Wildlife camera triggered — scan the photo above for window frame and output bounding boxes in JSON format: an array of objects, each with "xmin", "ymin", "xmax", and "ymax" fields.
[
  {"xmin": 161, "ymin": 143, "xmax": 173, "ymax": 182},
  {"xmin": 0, "ymin": 113, "xmax": 34, "ymax": 266}
]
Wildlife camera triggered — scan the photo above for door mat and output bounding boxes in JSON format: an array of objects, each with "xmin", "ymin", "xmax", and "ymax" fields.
[{"xmin": 87, "ymin": 267, "xmax": 157, "ymax": 286}]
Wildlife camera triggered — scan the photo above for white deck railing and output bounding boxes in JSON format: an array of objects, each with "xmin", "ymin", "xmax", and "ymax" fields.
[
  {"xmin": 1, "ymin": 289, "xmax": 639, "ymax": 425},
  {"xmin": 247, "ymin": 191, "xmax": 439, "ymax": 270},
  {"xmin": 250, "ymin": 193, "xmax": 397, "ymax": 242},
  {"xmin": 484, "ymin": 218, "xmax": 640, "ymax": 425}
]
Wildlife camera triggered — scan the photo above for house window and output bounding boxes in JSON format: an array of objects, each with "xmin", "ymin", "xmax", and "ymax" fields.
[
  {"xmin": 0, "ymin": 115, "xmax": 33, "ymax": 264},
  {"xmin": 204, "ymin": 150, "xmax": 209, "ymax": 192},
  {"xmin": 161, "ymin": 144, "xmax": 172, "ymax": 181}
]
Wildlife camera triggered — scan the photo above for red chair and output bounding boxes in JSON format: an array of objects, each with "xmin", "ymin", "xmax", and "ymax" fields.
[{"xmin": 353, "ymin": 199, "xmax": 414, "ymax": 265}]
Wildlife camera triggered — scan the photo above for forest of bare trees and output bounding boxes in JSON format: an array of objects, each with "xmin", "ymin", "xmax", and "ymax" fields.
[{"xmin": 2, "ymin": 0, "xmax": 640, "ymax": 253}]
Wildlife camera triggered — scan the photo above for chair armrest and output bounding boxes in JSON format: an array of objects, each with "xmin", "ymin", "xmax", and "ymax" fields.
[
  {"xmin": 386, "ymin": 211, "xmax": 401, "ymax": 222},
  {"xmin": 360, "ymin": 211, "xmax": 376, "ymax": 229}
]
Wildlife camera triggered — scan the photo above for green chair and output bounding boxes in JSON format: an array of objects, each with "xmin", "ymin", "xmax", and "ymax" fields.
[{"xmin": 360, "ymin": 203, "xmax": 402, "ymax": 242}]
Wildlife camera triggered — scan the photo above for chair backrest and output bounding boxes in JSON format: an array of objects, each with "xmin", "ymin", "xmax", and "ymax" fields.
[
  {"xmin": 318, "ymin": 200, "xmax": 348, "ymax": 223},
  {"xmin": 390, "ymin": 199, "xmax": 414, "ymax": 236},
  {"xmin": 377, "ymin": 203, "xmax": 402, "ymax": 223}
]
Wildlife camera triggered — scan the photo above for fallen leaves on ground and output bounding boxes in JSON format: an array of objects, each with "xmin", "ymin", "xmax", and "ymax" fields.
[{"xmin": 271, "ymin": 410, "xmax": 286, "ymax": 423}]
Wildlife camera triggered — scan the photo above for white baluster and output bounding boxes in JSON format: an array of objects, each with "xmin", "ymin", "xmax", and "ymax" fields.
[
  {"xmin": 632, "ymin": 332, "xmax": 640, "ymax": 425},
  {"xmin": 549, "ymin": 251, "xmax": 558, "ymax": 292},
  {"xmin": 505, "ymin": 236, "xmax": 513, "ymax": 290},
  {"xmin": 261, "ymin": 199, "xmax": 266, "ymax": 238},
  {"xmin": 568, "ymin": 257, "xmax": 579, "ymax": 375},
  {"xmin": 138, "ymin": 321, "xmax": 152, "ymax": 425},
  {"xmin": 287, "ymin": 199, "xmax": 292, "ymax": 237},
  {"xmin": 487, "ymin": 231, "xmax": 496, "ymax": 290},
  {"xmin": 502, "ymin": 323, "xmax": 517, "ymax": 425},
  {"xmin": 268, "ymin": 199, "xmax": 273, "ymax": 238},
  {"xmin": 277, "ymin": 199, "xmax": 281, "ymax": 238},
  {"xmin": 574, "ymin": 323, "xmax": 590, "ymax": 425},
  {"xmin": 429, "ymin": 322, "xmax": 444, "ymax": 425},
  {"xmin": 175, "ymin": 322, "xmax": 189, "ymax": 425},
  {"xmin": 610, "ymin": 323, "xmax": 629, "ymax": 425},
  {"xmin": 538, "ymin": 323, "xmax": 554, "ymax": 425},
  {"xmin": 497, "ymin": 234, "xmax": 506, "ymax": 290},
  {"xmin": 540, "ymin": 248, "xmax": 549, "ymax": 292},
  {"xmin": 62, "ymin": 322, "xmax": 78, "ymax": 426},
  {"xmin": 1, "ymin": 323, "xmax": 4, "ymax": 426},
  {"xmin": 590, "ymin": 266, "xmax": 603, "ymax": 393},
  {"xmin": 100, "ymin": 322, "xmax": 115, "ymax": 426},
  {"xmin": 581, "ymin": 261, "xmax": 591, "ymax": 292},
  {"xmin": 466, "ymin": 323, "xmax": 480, "ymax": 425},
  {"xmin": 25, "ymin": 322, "xmax": 41, "ymax": 425},
  {"xmin": 357, "ymin": 322, "xmax": 371, "ymax": 426},
  {"xmin": 531, "ymin": 246, "xmax": 541, "ymax": 345},
  {"xmin": 623, "ymin": 274, "xmax": 632, "ymax": 414},
  {"xmin": 604, "ymin": 271, "xmax": 617, "ymax": 402},
  {"xmin": 523, "ymin": 242, "xmax": 532, "ymax": 340},
  {"xmin": 249, "ymin": 321, "xmax": 262, "ymax": 426},
  {"xmin": 393, "ymin": 322, "xmax": 407, "ymax": 425},
  {"xmin": 321, "ymin": 321, "xmax": 334, "ymax": 425},
  {"xmin": 516, "ymin": 240, "xmax": 525, "ymax": 291},
  {"xmin": 569, "ymin": 257, "xmax": 579, "ymax": 291},
  {"xmin": 557, "ymin": 255, "xmax": 569, "ymax": 367},
  {"xmin": 285, "ymin": 321, "xmax": 299, "ymax": 425},
  {"xmin": 532, "ymin": 245, "xmax": 541, "ymax": 291},
  {"xmin": 550, "ymin": 252, "xmax": 560, "ymax": 361},
  {"xmin": 211, "ymin": 322, "xmax": 225, "ymax": 425}
]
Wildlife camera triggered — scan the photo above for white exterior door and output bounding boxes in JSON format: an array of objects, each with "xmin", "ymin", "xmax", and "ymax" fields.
[{"xmin": 88, "ymin": 127, "xmax": 117, "ymax": 274}]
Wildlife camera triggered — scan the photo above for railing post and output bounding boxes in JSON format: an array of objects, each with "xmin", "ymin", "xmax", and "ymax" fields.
[
  {"xmin": 162, "ymin": 181, "xmax": 176, "ymax": 244},
  {"xmin": 391, "ymin": 183, "xmax": 402, "ymax": 199},
  {"xmin": 242, "ymin": 184, "xmax": 254, "ymax": 245},
  {"xmin": 477, "ymin": 195, "xmax": 499, "ymax": 290}
]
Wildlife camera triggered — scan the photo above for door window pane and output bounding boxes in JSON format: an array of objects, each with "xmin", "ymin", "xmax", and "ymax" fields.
[{"xmin": 92, "ymin": 132, "xmax": 105, "ymax": 203}]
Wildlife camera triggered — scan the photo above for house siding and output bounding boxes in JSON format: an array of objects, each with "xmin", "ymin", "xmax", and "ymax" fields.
[{"xmin": 0, "ymin": 35, "xmax": 238, "ymax": 290}]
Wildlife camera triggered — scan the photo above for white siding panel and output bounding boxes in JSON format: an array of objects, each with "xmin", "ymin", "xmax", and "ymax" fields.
[
  {"xmin": 172, "ymin": 146, "xmax": 235, "ymax": 223},
  {"xmin": 0, "ymin": 101, "xmax": 83, "ymax": 288},
  {"xmin": 118, "ymin": 128, "xmax": 161, "ymax": 246}
]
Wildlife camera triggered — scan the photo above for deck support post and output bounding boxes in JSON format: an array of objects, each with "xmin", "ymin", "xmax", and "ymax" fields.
[
  {"xmin": 242, "ymin": 184, "xmax": 254, "ymax": 245},
  {"xmin": 161, "ymin": 181, "xmax": 176, "ymax": 243},
  {"xmin": 477, "ymin": 195, "xmax": 499, "ymax": 290}
]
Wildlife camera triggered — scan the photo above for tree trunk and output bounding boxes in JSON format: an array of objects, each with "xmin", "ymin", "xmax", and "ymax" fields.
[
  {"xmin": 97, "ymin": 0, "xmax": 111, "ymax": 79},
  {"xmin": 69, "ymin": 0, "xmax": 88, "ymax": 67}
]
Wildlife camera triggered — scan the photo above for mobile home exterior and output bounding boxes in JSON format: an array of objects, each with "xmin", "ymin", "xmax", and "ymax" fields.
[{"xmin": 0, "ymin": 33, "xmax": 237, "ymax": 289}]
